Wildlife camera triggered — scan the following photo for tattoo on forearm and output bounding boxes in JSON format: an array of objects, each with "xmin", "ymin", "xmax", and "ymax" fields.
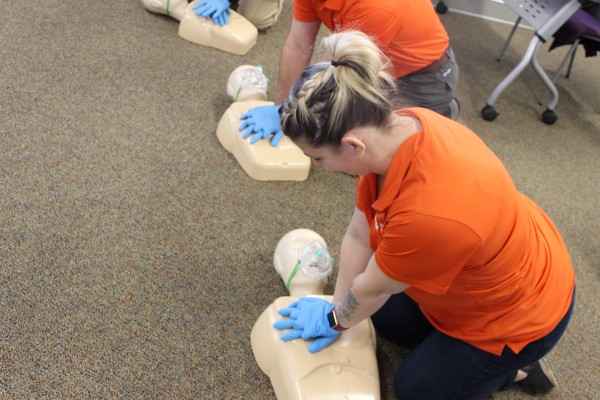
[{"xmin": 339, "ymin": 282, "xmax": 359, "ymax": 323}]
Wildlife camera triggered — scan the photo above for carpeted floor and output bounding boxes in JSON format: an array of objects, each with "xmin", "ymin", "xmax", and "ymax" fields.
[{"xmin": 1, "ymin": 1, "xmax": 598, "ymax": 399}]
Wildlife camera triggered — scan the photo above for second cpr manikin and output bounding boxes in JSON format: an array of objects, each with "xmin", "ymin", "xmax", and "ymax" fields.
[
  {"xmin": 251, "ymin": 229, "xmax": 381, "ymax": 400},
  {"xmin": 178, "ymin": 0, "xmax": 258, "ymax": 55},
  {"xmin": 216, "ymin": 101, "xmax": 311, "ymax": 181}
]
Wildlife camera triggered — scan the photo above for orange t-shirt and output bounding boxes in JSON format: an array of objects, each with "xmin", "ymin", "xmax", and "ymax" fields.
[
  {"xmin": 293, "ymin": 0, "xmax": 449, "ymax": 77},
  {"xmin": 356, "ymin": 108, "xmax": 575, "ymax": 356}
]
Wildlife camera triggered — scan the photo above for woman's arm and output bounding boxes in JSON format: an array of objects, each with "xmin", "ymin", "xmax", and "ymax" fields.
[
  {"xmin": 332, "ymin": 207, "xmax": 374, "ymax": 304},
  {"xmin": 274, "ymin": 19, "xmax": 321, "ymax": 104},
  {"xmin": 335, "ymin": 253, "xmax": 410, "ymax": 329}
]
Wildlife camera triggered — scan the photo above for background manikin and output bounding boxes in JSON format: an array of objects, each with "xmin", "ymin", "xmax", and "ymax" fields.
[{"xmin": 141, "ymin": 0, "xmax": 284, "ymax": 30}]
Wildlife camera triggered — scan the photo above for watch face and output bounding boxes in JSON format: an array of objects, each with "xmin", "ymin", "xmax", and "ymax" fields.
[{"xmin": 327, "ymin": 310, "xmax": 337, "ymax": 328}]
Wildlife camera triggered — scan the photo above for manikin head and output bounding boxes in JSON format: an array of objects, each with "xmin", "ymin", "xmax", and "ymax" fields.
[
  {"xmin": 141, "ymin": 0, "xmax": 189, "ymax": 21},
  {"xmin": 273, "ymin": 229, "xmax": 332, "ymax": 297},
  {"xmin": 226, "ymin": 65, "xmax": 268, "ymax": 102}
]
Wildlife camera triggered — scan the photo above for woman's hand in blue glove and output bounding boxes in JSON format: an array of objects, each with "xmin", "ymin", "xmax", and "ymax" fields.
[
  {"xmin": 273, "ymin": 297, "xmax": 340, "ymax": 353},
  {"xmin": 193, "ymin": 0, "xmax": 231, "ymax": 26},
  {"xmin": 239, "ymin": 105, "xmax": 284, "ymax": 147}
]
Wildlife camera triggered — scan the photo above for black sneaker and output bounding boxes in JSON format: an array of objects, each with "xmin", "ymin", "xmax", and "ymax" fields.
[{"xmin": 516, "ymin": 357, "xmax": 559, "ymax": 395}]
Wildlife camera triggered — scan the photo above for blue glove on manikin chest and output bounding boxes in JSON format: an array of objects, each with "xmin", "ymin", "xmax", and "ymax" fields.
[
  {"xmin": 273, "ymin": 297, "xmax": 340, "ymax": 353},
  {"xmin": 238, "ymin": 104, "xmax": 284, "ymax": 147},
  {"xmin": 193, "ymin": 0, "xmax": 231, "ymax": 26}
]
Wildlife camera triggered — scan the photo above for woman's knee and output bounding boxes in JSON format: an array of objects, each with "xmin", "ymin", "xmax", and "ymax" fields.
[{"xmin": 371, "ymin": 293, "xmax": 434, "ymax": 345}]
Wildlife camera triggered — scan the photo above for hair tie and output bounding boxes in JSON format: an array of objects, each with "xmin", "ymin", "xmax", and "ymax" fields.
[{"xmin": 331, "ymin": 59, "xmax": 349, "ymax": 67}]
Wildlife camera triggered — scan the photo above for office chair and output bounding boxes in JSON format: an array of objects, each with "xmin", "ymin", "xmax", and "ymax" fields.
[
  {"xmin": 481, "ymin": 0, "xmax": 581, "ymax": 125},
  {"xmin": 538, "ymin": 7, "xmax": 600, "ymax": 103}
]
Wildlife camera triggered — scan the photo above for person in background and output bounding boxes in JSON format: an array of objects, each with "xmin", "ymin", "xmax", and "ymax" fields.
[
  {"xmin": 273, "ymin": 30, "xmax": 575, "ymax": 399},
  {"xmin": 141, "ymin": 0, "xmax": 284, "ymax": 30},
  {"xmin": 239, "ymin": 0, "xmax": 460, "ymax": 147},
  {"xmin": 192, "ymin": 0, "xmax": 283, "ymax": 30}
]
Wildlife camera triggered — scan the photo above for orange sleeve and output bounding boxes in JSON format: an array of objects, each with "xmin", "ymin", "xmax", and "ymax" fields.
[
  {"xmin": 293, "ymin": 0, "xmax": 320, "ymax": 23},
  {"xmin": 375, "ymin": 213, "xmax": 482, "ymax": 294},
  {"xmin": 355, "ymin": 174, "xmax": 380, "ymax": 251},
  {"xmin": 355, "ymin": 175, "xmax": 370, "ymax": 213}
]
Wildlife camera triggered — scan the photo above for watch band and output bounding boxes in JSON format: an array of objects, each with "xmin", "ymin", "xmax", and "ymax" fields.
[{"xmin": 327, "ymin": 307, "xmax": 348, "ymax": 332}]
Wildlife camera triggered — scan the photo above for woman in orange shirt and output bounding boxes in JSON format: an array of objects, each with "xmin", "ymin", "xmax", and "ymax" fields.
[{"xmin": 273, "ymin": 30, "xmax": 575, "ymax": 399}]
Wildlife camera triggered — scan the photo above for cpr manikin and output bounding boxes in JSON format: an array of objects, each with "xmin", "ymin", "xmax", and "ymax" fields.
[
  {"xmin": 250, "ymin": 229, "xmax": 381, "ymax": 400},
  {"xmin": 178, "ymin": 1, "xmax": 257, "ymax": 55},
  {"xmin": 141, "ymin": 0, "xmax": 258, "ymax": 55},
  {"xmin": 216, "ymin": 101, "xmax": 311, "ymax": 181},
  {"xmin": 141, "ymin": 0, "xmax": 284, "ymax": 30}
]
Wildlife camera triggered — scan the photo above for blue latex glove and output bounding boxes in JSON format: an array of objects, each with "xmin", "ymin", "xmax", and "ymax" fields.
[
  {"xmin": 239, "ymin": 105, "xmax": 284, "ymax": 147},
  {"xmin": 273, "ymin": 297, "xmax": 340, "ymax": 353},
  {"xmin": 193, "ymin": 0, "xmax": 231, "ymax": 26}
]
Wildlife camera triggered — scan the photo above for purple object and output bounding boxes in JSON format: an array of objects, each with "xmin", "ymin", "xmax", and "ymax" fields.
[{"xmin": 551, "ymin": 8, "xmax": 600, "ymax": 56}]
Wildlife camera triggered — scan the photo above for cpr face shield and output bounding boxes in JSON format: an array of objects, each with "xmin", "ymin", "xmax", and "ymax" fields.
[{"xmin": 226, "ymin": 65, "xmax": 268, "ymax": 102}]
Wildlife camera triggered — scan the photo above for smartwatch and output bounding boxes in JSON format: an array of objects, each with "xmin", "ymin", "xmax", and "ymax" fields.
[{"xmin": 327, "ymin": 307, "xmax": 348, "ymax": 332}]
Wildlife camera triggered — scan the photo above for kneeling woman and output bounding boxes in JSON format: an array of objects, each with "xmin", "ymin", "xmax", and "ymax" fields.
[{"xmin": 271, "ymin": 30, "xmax": 575, "ymax": 399}]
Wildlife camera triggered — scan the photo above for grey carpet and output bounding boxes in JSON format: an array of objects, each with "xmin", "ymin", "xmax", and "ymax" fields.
[{"xmin": 1, "ymin": 1, "xmax": 598, "ymax": 399}]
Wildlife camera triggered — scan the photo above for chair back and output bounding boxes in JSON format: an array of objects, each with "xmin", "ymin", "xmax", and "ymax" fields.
[{"xmin": 504, "ymin": 0, "xmax": 581, "ymax": 40}]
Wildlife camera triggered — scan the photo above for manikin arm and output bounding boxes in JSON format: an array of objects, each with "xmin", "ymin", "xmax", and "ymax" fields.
[{"xmin": 274, "ymin": 19, "xmax": 321, "ymax": 104}]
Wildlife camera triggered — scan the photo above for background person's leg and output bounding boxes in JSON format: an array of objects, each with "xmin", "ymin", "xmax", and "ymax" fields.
[
  {"xmin": 237, "ymin": 0, "xmax": 284, "ymax": 30},
  {"xmin": 396, "ymin": 47, "xmax": 459, "ymax": 118}
]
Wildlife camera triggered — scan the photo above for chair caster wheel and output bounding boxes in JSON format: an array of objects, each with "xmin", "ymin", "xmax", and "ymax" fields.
[
  {"xmin": 481, "ymin": 104, "xmax": 499, "ymax": 121},
  {"xmin": 435, "ymin": 1, "xmax": 448, "ymax": 14},
  {"xmin": 542, "ymin": 109, "xmax": 557, "ymax": 125}
]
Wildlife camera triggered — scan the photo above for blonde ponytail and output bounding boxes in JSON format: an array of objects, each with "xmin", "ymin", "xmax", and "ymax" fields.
[{"xmin": 281, "ymin": 30, "xmax": 398, "ymax": 147}]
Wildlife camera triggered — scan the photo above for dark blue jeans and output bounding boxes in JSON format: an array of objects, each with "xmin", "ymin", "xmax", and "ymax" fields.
[{"xmin": 371, "ymin": 288, "xmax": 575, "ymax": 400}]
